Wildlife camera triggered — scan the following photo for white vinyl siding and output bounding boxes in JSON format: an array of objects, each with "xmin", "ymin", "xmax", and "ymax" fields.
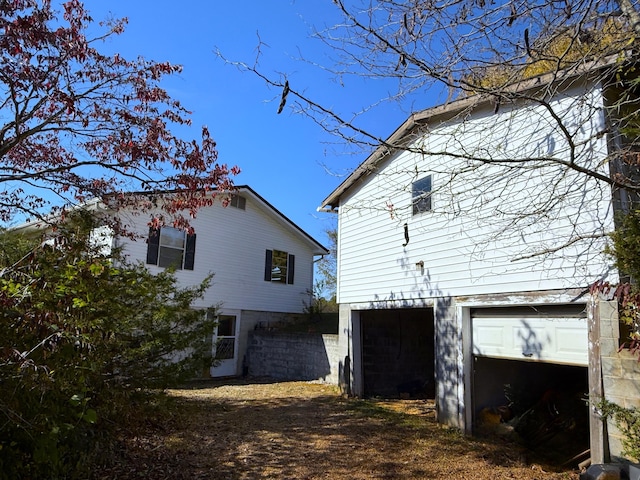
[
  {"xmin": 336, "ymin": 82, "xmax": 616, "ymax": 305},
  {"xmin": 117, "ymin": 193, "xmax": 317, "ymax": 313}
]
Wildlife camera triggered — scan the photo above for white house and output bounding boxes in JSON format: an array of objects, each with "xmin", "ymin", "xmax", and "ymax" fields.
[
  {"xmin": 319, "ymin": 69, "xmax": 632, "ymax": 461},
  {"xmin": 123, "ymin": 186, "xmax": 328, "ymax": 377},
  {"xmin": 20, "ymin": 186, "xmax": 328, "ymax": 378}
]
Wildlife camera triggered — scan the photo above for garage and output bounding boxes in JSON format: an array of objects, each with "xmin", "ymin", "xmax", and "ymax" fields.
[
  {"xmin": 360, "ymin": 308, "xmax": 435, "ymax": 398},
  {"xmin": 470, "ymin": 305, "xmax": 590, "ymax": 461}
]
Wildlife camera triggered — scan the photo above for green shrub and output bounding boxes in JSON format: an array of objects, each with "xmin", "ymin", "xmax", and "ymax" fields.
[
  {"xmin": 598, "ymin": 399, "xmax": 640, "ymax": 461},
  {"xmin": 0, "ymin": 212, "xmax": 215, "ymax": 479},
  {"xmin": 604, "ymin": 209, "xmax": 640, "ymax": 344}
]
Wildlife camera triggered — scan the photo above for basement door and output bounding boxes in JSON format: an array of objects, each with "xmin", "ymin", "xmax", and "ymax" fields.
[{"xmin": 210, "ymin": 311, "xmax": 241, "ymax": 377}]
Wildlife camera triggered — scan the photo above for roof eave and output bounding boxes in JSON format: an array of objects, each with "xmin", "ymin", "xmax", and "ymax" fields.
[
  {"xmin": 237, "ymin": 186, "xmax": 329, "ymax": 255},
  {"xmin": 318, "ymin": 114, "xmax": 418, "ymax": 211},
  {"xmin": 318, "ymin": 54, "xmax": 624, "ymax": 211}
]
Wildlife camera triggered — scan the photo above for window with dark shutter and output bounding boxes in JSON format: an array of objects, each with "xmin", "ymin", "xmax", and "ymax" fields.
[
  {"xmin": 264, "ymin": 249, "xmax": 273, "ymax": 281},
  {"xmin": 184, "ymin": 233, "xmax": 196, "ymax": 270},
  {"xmin": 287, "ymin": 254, "xmax": 295, "ymax": 284},
  {"xmin": 146, "ymin": 226, "xmax": 195, "ymax": 270},
  {"xmin": 146, "ymin": 227, "xmax": 160, "ymax": 265},
  {"xmin": 264, "ymin": 249, "xmax": 294, "ymax": 284}
]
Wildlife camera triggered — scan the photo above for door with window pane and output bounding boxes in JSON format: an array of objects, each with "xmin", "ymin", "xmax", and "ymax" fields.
[{"xmin": 211, "ymin": 312, "xmax": 240, "ymax": 377}]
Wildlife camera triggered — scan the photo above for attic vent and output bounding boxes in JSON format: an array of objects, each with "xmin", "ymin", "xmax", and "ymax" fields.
[{"xmin": 230, "ymin": 195, "xmax": 246, "ymax": 210}]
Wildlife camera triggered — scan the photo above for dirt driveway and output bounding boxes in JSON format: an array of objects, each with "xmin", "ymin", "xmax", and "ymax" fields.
[{"xmin": 96, "ymin": 379, "xmax": 580, "ymax": 480}]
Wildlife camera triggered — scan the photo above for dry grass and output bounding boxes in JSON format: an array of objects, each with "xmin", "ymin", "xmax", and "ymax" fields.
[{"xmin": 93, "ymin": 379, "xmax": 581, "ymax": 480}]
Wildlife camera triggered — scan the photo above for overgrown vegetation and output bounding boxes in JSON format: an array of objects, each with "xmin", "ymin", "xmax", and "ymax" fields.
[
  {"xmin": 465, "ymin": 18, "xmax": 634, "ymax": 92},
  {"xmin": 0, "ymin": 213, "xmax": 215, "ymax": 479},
  {"xmin": 597, "ymin": 399, "xmax": 640, "ymax": 460},
  {"xmin": 311, "ymin": 226, "xmax": 338, "ymax": 314},
  {"xmin": 605, "ymin": 208, "xmax": 640, "ymax": 348},
  {"xmin": 598, "ymin": 201, "xmax": 640, "ymax": 461}
]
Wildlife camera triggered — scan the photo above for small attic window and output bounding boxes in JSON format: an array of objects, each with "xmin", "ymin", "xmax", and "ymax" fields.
[
  {"xmin": 412, "ymin": 175, "xmax": 432, "ymax": 215},
  {"xmin": 230, "ymin": 194, "xmax": 246, "ymax": 210}
]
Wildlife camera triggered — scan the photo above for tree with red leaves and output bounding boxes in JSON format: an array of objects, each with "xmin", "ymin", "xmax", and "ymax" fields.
[{"xmin": 0, "ymin": 0, "xmax": 238, "ymax": 227}]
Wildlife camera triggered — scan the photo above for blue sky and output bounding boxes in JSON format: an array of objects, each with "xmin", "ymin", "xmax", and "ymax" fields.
[{"xmin": 81, "ymin": 1, "xmax": 434, "ymax": 245}]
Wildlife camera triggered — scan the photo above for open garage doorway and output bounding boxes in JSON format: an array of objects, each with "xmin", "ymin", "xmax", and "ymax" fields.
[
  {"xmin": 360, "ymin": 308, "xmax": 435, "ymax": 399},
  {"xmin": 471, "ymin": 305, "xmax": 590, "ymax": 465},
  {"xmin": 473, "ymin": 357, "xmax": 589, "ymax": 464}
]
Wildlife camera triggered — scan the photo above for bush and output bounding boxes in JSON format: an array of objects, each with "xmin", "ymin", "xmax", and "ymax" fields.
[
  {"xmin": 602, "ymin": 210, "xmax": 640, "ymax": 345},
  {"xmin": 0, "ymin": 213, "xmax": 215, "ymax": 479},
  {"xmin": 598, "ymin": 399, "xmax": 640, "ymax": 461}
]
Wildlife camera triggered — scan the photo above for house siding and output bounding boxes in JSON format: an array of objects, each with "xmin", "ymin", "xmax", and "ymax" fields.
[
  {"xmin": 327, "ymin": 78, "xmax": 622, "ymax": 443},
  {"xmin": 337, "ymin": 81, "xmax": 616, "ymax": 306},
  {"xmin": 116, "ymin": 193, "xmax": 316, "ymax": 314}
]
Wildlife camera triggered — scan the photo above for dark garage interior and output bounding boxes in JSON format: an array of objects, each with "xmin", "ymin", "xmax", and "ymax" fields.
[
  {"xmin": 360, "ymin": 307, "xmax": 435, "ymax": 399},
  {"xmin": 473, "ymin": 356, "xmax": 590, "ymax": 463}
]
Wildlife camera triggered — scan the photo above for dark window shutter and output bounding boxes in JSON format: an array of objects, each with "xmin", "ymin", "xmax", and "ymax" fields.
[
  {"xmin": 184, "ymin": 233, "xmax": 197, "ymax": 270},
  {"xmin": 264, "ymin": 249, "xmax": 273, "ymax": 281},
  {"xmin": 287, "ymin": 254, "xmax": 295, "ymax": 284},
  {"xmin": 146, "ymin": 227, "xmax": 160, "ymax": 265}
]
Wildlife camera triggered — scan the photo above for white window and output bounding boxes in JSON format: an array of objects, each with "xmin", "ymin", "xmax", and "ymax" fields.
[
  {"xmin": 88, "ymin": 226, "xmax": 114, "ymax": 256},
  {"xmin": 264, "ymin": 249, "xmax": 295, "ymax": 284},
  {"xmin": 412, "ymin": 175, "xmax": 432, "ymax": 215},
  {"xmin": 146, "ymin": 226, "xmax": 196, "ymax": 270},
  {"xmin": 158, "ymin": 227, "xmax": 185, "ymax": 268}
]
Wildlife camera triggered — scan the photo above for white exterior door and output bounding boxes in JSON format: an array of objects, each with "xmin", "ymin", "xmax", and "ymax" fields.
[{"xmin": 210, "ymin": 311, "xmax": 241, "ymax": 377}]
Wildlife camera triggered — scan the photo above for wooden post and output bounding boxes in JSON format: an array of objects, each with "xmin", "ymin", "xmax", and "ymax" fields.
[{"xmin": 588, "ymin": 295, "xmax": 607, "ymax": 464}]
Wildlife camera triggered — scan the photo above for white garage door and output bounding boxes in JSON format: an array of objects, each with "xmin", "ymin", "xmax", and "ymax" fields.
[{"xmin": 471, "ymin": 307, "xmax": 588, "ymax": 366}]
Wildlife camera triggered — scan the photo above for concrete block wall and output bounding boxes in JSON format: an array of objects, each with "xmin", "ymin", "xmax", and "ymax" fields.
[
  {"xmin": 236, "ymin": 310, "xmax": 305, "ymax": 376},
  {"xmin": 599, "ymin": 300, "xmax": 640, "ymax": 461},
  {"xmin": 246, "ymin": 331, "xmax": 339, "ymax": 384}
]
